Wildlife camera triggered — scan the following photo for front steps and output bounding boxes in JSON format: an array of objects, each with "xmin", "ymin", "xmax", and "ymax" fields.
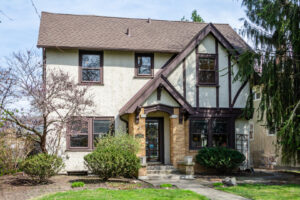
[{"xmin": 141, "ymin": 164, "xmax": 193, "ymax": 180}]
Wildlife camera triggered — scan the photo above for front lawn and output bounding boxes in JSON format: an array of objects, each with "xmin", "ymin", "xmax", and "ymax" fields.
[
  {"xmin": 36, "ymin": 188, "xmax": 208, "ymax": 200},
  {"xmin": 215, "ymin": 184, "xmax": 300, "ymax": 200}
]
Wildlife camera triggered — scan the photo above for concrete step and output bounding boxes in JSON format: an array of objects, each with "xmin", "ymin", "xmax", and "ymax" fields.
[
  {"xmin": 147, "ymin": 169, "xmax": 180, "ymax": 175},
  {"xmin": 147, "ymin": 165, "xmax": 175, "ymax": 170}
]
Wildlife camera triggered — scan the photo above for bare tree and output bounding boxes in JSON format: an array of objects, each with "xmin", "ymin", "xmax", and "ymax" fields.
[{"xmin": 0, "ymin": 50, "xmax": 94, "ymax": 154}]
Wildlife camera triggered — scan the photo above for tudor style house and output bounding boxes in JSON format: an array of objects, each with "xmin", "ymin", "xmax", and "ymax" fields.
[{"xmin": 38, "ymin": 12, "xmax": 251, "ymax": 177}]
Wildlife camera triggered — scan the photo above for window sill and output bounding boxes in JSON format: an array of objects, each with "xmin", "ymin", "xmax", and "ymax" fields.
[
  {"xmin": 133, "ymin": 75, "xmax": 154, "ymax": 79},
  {"xmin": 197, "ymin": 84, "xmax": 219, "ymax": 87},
  {"xmin": 78, "ymin": 82, "xmax": 104, "ymax": 86},
  {"xmin": 65, "ymin": 149, "xmax": 93, "ymax": 152}
]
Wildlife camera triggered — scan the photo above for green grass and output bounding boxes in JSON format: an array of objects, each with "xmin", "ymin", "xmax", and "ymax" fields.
[
  {"xmin": 71, "ymin": 181, "xmax": 85, "ymax": 188},
  {"xmin": 160, "ymin": 183, "xmax": 173, "ymax": 188},
  {"xmin": 37, "ymin": 188, "xmax": 208, "ymax": 200},
  {"xmin": 212, "ymin": 182, "xmax": 224, "ymax": 187},
  {"xmin": 215, "ymin": 184, "xmax": 300, "ymax": 200}
]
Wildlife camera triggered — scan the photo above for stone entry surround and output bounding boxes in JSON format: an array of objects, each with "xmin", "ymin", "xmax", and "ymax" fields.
[{"xmin": 128, "ymin": 107, "xmax": 195, "ymax": 178}]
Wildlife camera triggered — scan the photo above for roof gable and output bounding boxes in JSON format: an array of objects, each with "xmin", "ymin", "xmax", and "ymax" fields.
[{"xmin": 120, "ymin": 23, "xmax": 238, "ymax": 115}]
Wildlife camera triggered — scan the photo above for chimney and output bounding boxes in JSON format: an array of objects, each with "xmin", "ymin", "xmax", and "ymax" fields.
[
  {"xmin": 126, "ymin": 28, "xmax": 130, "ymax": 36},
  {"xmin": 147, "ymin": 18, "xmax": 151, "ymax": 23}
]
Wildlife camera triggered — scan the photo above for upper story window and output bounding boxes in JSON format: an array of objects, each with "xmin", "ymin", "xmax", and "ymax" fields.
[
  {"xmin": 197, "ymin": 54, "xmax": 217, "ymax": 85},
  {"xmin": 253, "ymin": 88, "xmax": 261, "ymax": 101},
  {"xmin": 190, "ymin": 118, "xmax": 229, "ymax": 150},
  {"xmin": 135, "ymin": 53, "xmax": 154, "ymax": 77},
  {"xmin": 79, "ymin": 50, "xmax": 103, "ymax": 85},
  {"xmin": 67, "ymin": 117, "xmax": 114, "ymax": 150}
]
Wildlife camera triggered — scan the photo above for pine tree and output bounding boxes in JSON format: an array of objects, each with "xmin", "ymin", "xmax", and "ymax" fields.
[{"xmin": 237, "ymin": 0, "xmax": 300, "ymax": 164}]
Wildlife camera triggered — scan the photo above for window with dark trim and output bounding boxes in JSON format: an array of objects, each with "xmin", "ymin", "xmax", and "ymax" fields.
[
  {"xmin": 67, "ymin": 117, "xmax": 114, "ymax": 150},
  {"xmin": 135, "ymin": 53, "xmax": 154, "ymax": 77},
  {"xmin": 190, "ymin": 118, "xmax": 229, "ymax": 150},
  {"xmin": 197, "ymin": 54, "xmax": 217, "ymax": 85},
  {"xmin": 79, "ymin": 50, "xmax": 103, "ymax": 85}
]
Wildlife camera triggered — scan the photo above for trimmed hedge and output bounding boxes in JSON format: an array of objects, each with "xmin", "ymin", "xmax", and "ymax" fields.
[
  {"xmin": 84, "ymin": 134, "xmax": 141, "ymax": 181},
  {"xmin": 196, "ymin": 147, "xmax": 245, "ymax": 173},
  {"xmin": 21, "ymin": 153, "xmax": 64, "ymax": 183}
]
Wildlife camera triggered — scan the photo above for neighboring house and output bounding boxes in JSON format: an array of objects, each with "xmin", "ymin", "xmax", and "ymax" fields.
[
  {"xmin": 37, "ymin": 12, "xmax": 252, "ymax": 177},
  {"xmin": 250, "ymin": 86, "xmax": 300, "ymax": 169}
]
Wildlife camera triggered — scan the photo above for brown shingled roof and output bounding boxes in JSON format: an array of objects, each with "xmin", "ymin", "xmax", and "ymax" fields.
[{"xmin": 37, "ymin": 12, "xmax": 250, "ymax": 53}]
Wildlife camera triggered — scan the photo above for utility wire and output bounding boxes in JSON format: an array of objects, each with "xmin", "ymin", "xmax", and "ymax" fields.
[{"xmin": 30, "ymin": 0, "xmax": 41, "ymax": 19}]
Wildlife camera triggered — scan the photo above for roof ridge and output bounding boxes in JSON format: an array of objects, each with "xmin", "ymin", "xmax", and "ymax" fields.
[{"xmin": 41, "ymin": 11, "xmax": 229, "ymax": 25}]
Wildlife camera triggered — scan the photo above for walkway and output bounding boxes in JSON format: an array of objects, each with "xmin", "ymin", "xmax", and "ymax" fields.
[{"xmin": 147, "ymin": 179, "xmax": 249, "ymax": 200}]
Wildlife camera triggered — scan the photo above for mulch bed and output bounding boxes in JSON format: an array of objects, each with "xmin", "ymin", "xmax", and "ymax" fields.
[
  {"xmin": 0, "ymin": 173, "xmax": 152, "ymax": 200},
  {"xmin": 195, "ymin": 169, "xmax": 300, "ymax": 186}
]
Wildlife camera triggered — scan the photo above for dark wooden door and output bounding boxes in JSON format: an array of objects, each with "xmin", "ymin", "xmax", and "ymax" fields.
[{"xmin": 146, "ymin": 118, "xmax": 164, "ymax": 163}]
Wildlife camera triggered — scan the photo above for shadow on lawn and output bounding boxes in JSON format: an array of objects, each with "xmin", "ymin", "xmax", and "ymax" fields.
[
  {"xmin": 69, "ymin": 178, "xmax": 132, "ymax": 184},
  {"xmin": 6, "ymin": 177, "xmax": 54, "ymax": 186}
]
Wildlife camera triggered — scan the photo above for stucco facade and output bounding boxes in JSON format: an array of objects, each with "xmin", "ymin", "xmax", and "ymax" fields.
[{"xmin": 45, "ymin": 33, "xmax": 251, "ymax": 175}]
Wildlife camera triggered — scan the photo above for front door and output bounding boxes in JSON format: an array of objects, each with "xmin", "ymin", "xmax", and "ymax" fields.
[{"xmin": 146, "ymin": 118, "xmax": 164, "ymax": 163}]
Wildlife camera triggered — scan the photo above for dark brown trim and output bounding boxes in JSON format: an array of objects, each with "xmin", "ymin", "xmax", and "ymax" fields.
[
  {"xmin": 78, "ymin": 50, "xmax": 104, "ymax": 85},
  {"xmin": 183, "ymin": 58, "xmax": 186, "ymax": 99},
  {"xmin": 192, "ymin": 107, "xmax": 242, "ymax": 118},
  {"xmin": 195, "ymin": 45, "xmax": 200, "ymax": 108},
  {"xmin": 157, "ymin": 84, "xmax": 163, "ymax": 100},
  {"xmin": 134, "ymin": 53, "xmax": 154, "ymax": 78},
  {"xmin": 231, "ymin": 80, "xmax": 248, "ymax": 108},
  {"xmin": 228, "ymin": 117, "xmax": 235, "ymax": 148},
  {"xmin": 143, "ymin": 104, "xmax": 175, "ymax": 115},
  {"xmin": 119, "ymin": 23, "xmax": 241, "ymax": 115},
  {"xmin": 160, "ymin": 75, "xmax": 194, "ymax": 114},
  {"xmin": 66, "ymin": 116, "xmax": 114, "ymax": 151},
  {"xmin": 228, "ymin": 54, "xmax": 232, "ymax": 108},
  {"xmin": 215, "ymin": 38, "xmax": 219, "ymax": 108}
]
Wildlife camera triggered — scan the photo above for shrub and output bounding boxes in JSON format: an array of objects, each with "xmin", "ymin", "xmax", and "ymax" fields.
[
  {"xmin": 160, "ymin": 183, "xmax": 173, "ymax": 188},
  {"xmin": 71, "ymin": 181, "xmax": 85, "ymax": 188},
  {"xmin": 196, "ymin": 147, "xmax": 245, "ymax": 173},
  {"xmin": 84, "ymin": 133, "xmax": 141, "ymax": 181},
  {"xmin": 0, "ymin": 131, "xmax": 33, "ymax": 175},
  {"xmin": 20, "ymin": 153, "xmax": 64, "ymax": 183}
]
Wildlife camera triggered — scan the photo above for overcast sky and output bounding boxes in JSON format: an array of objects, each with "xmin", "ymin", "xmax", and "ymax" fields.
[{"xmin": 0, "ymin": 0, "xmax": 247, "ymax": 62}]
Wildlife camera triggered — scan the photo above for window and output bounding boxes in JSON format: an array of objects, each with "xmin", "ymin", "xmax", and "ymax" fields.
[
  {"xmin": 190, "ymin": 118, "xmax": 230, "ymax": 150},
  {"xmin": 249, "ymin": 122, "xmax": 254, "ymax": 140},
  {"xmin": 253, "ymin": 87, "xmax": 261, "ymax": 100},
  {"xmin": 67, "ymin": 117, "xmax": 114, "ymax": 150},
  {"xmin": 79, "ymin": 51, "xmax": 103, "ymax": 84},
  {"xmin": 197, "ymin": 54, "xmax": 217, "ymax": 85},
  {"xmin": 135, "ymin": 53, "xmax": 154, "ymax": 77},
  {"xmin": 190, "ymin": 119, "xmax": 208, "ymax": 149},
  {"xmin": 267, "ymin": 127, "xmax": 276, "ymax": 136},
  {"xmin": 212, "ymin": 119, "xmax": 228, "ymax": 147}
]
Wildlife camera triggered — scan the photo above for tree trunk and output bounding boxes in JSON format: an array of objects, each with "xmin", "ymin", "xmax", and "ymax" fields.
[{"xmin": 40, "ymin": 134, "xmax": 47, "ymax": 154}]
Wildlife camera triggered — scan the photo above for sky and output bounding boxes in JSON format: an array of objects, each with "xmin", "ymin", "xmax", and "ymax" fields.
[{"xmin": 0, "ymin": 0, "xmax": 247, "ymax": 63}]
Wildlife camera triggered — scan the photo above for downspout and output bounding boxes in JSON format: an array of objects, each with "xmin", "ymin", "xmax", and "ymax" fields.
[{"xmin": 120, "ymin": 115, "xmax": 129, "ymax": 133}]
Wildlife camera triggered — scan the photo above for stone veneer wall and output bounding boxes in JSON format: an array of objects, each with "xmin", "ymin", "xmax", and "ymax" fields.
[
  {"xmin": 128, "ymin": 108, "xmax": 147, "ymax": 177},
  {"xmin": 169, "ymin": 108, "xmax": 186, "ymax": 168}
]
